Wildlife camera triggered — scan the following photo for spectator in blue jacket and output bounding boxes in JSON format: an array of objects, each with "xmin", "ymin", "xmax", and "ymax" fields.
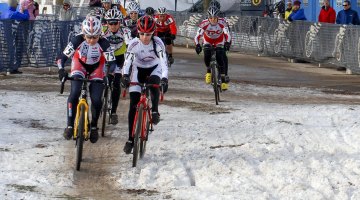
[
  {"xmin": 2, "ymin": 0, "xmax": 30, "ymax": 21},
  {"xmin": 288, "ymin": 0, "xmax": 306, "ymax": 21},
  {"xmin": 336, "ymin": 1, "xmax": 360, "ymax": 25}
]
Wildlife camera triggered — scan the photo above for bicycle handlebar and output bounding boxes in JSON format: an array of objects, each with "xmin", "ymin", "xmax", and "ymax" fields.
[
  {"xmin": 122, "ymin": 82, "xmax": 164, "ymax": 102},
  {"xmin": 59, "ymin": 75, "xmax": 104, "ymax": 94}
]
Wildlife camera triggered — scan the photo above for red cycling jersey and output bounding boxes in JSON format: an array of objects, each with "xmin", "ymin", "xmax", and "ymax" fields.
[{"xmin": 154, "ymin": 14, "xmax": 177, "ymax": 35}]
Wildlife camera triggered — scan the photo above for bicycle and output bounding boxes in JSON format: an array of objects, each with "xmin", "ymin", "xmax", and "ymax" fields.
[
  {"xmin": 208, "ymin": 46, "xmax": 222, "ymax": 105},
  {"xmin": 123, "ymin": 82, "xmax": 164, "ymax": 167},
  {"xmin": 60, "ymin": 74, "xmax": 104, "ymax": 171},
  {"xmin": 100, "ymin": 68, "xmax": 113, "ymax": 137}
]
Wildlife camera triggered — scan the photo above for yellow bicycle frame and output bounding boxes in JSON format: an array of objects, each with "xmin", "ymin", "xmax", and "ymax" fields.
[{"xmin": 73, "ymin": 98, "xmax": 90, "ymax": 139}]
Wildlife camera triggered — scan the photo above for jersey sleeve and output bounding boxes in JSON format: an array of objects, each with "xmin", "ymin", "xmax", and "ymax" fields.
[
  {"xmin": 168, "ymin": 15, "xmax": 177, "ymax": 35},
  {"xmin": 155, "ymin": 37, "xmax": 168, "ymax": 79},
  {"xmin": 99, "ymin": 37, "xmax": 116, "ymax": 69},
  {"xmin": 122, "ymin": 27, "xmax": 133, "ymax": 45},
  {"xmin": 58, "ymin": 34, "xmax": 83, "ymax": 69},
  {"xmin": 122, "ymin": 39, "xmax": 137, "ymax": 75}
]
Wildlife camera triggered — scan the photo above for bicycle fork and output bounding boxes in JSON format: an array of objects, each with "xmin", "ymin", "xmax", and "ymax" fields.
[{"xmin": 74, "ymin": 99, "xmax": 90, "ymax": 140}]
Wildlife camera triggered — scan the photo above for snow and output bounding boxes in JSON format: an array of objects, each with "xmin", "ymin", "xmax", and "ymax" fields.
[{"xmin": 1, "ymin": 77, "xmax": 360, "ymax": 199}]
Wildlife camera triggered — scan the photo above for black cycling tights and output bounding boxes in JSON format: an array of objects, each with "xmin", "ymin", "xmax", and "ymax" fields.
[
  {"xmin": 203, "ymin": 44, "xmax": 225, "ymax": 75},
  {"xmin": 67, "ymin": 76, "xmax": 104, "ymax": 128},
  {"xmin": 111, "ymin": 73, "xmax": 122, "ymax": 114},
  {"xmin": 128, "ymin": 75, "xmax": 160, "ymax": 141}
]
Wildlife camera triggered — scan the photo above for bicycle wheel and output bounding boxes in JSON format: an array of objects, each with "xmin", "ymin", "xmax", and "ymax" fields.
[
  {"xmin": 101, "ymin": 86, "xmax": 109, "ymax": 137},
  {"xmin": 211, "ymin": 63, "xmax": 219, "ymax": 105},
  {"xmin": 132, "ymin": 105, "xmax": 143, "ymax": 167},
  {"xmin": 140, "ymin": 109, "xmax": 149, "ymax": 159},
  {"xmin": 76, "ymin": 104, "xmax": 85, "ymax": 171}
]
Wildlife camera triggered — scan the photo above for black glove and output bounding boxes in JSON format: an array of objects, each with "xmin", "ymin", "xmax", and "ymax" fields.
[
  {"xmin": 58, "ymin": 68, "xmax": 68, "ymax": 81},
  {"xmin": 170, "ymin": 34, "xmax": 176, "ymax": 40},
  {"xmin": 121, "ymin": 74, "xmax": 130, "ymax": 88},
  {"xmin": 195, "ymin": 44, "xmax": 202, "ymax": 55},
  {"xmin": 161, "ymin": 77, "xmax": 168, "ymax": 93},
  {"xmin": 224, "ymin": 42, "xmax": 231, "ymax": 51}
]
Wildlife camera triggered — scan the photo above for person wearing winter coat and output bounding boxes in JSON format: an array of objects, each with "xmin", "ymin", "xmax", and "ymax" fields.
[
  {"xmin": 287, "ymin": 0, "xmax": 306, "ymax": 21},
  {"xmin": 336, "ymin": 0, "xmax": 360, "ymax": 25},
  {"xmin": 318, "ymin": 0, "xmax": 336, "ymax": 23}
]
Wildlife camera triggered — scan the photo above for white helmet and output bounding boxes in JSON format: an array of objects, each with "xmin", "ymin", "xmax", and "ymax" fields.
[
  {"xmin": 105, "ymin": 8, "xmax": 123, "ymax": 21},
  {"xmin": 82, "ymin": 16, "xmax": 102, "ymax": 36},
  {"xmin": 157, "ymin": 7, "xmax": 167, "ymax": 14},
  {"xmin": 101, "ymin": 0, "xmax": 112, "ymax": 3},
  {"xmin": 127, "ymin": 1, "xmax": 140, "ymax": 13},
  {"xmin": 207, "ymin": 6, "xmax": 220, "ymax": 17},
  {"xmin": 112, "ymin": 0, "xmax": 121, "ymax": 4}
]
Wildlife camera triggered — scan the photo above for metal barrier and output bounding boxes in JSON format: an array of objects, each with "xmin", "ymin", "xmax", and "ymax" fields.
[{"xmin": 1, "ymin": 14, "xmax": 360, "ymax": 74}]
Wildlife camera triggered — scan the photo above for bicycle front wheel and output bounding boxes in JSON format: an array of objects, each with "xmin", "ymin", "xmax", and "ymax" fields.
[
  {"xmin": 140, "ymin": 109, "xmax": 149, "ymax": 159},
  {"xmin": 76, "ymin": 104, "xmax": 85, "ymax": 171},
  {"xmin": 132, "ymin": 105, "xmax": 143, "ymax": 167},
  {"xmin": 211, "ymin": 63, "xmax": 219, "ymax": 105},
  {"xmin": 101, "ymin": 86, "xmax": 109, "ymax": 137}
]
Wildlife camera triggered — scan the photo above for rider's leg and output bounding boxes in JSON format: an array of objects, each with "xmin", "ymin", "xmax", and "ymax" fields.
[
  {"xmin": 89, "ymin": 82, "xmax": 105, "ymax": 128},
  {"xmin": 110, "ymin": 55, "xmax": 124, "ymax": 124},
  {"xmin": 215, "ymin": 46, "xmax": 225, "ymax": 76},
  {"xmin": 128, "ymin": 92, "xmax": 141, "ymax": 141},
  {"xmin": 67, "ymin": 76, "xmax": 82, "ymax": 127},
  {"xmin": 223, "ymin": 52, "xmax": 230, "ymax": 83},
  {"xmin": 165, "ymin": 35, "xmax": 174, "ymax": 64},
  {"xmin": 203, "ymin": 44, "xmax": 213, "ymax": 84}
]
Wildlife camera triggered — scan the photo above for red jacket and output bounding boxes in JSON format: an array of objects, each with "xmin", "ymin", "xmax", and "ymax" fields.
[
  {"xmin": 154, "ymin": 14, "xmax": 177, "ymax": 35},
  {"xmin": 318, "ymin": 6, "xmax": 336, "ymax": 23}
]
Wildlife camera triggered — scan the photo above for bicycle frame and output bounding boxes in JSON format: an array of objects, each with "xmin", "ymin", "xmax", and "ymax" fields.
[{"xmin": 74, "ymin": 98, "xmax": 89, "ymax": 139}]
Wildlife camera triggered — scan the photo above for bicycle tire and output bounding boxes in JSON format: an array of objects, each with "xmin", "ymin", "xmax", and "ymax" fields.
[
  {"xmin": 76, "ymin": 104, "xmax": 85, "ymax": 171},
  {"xmin": 140, "ymin": 109, "xmax": 149, "ymax": 159},
  {"xmin": 132, "ymin": 105, "xmax": 143, "ymax": 167},
  {"xmin": 211, "ymin": 63, "xmax": 219, "ymax": 105},
  {"xmin": 101, "ymin": 86, "xmax": 109, "ymax": 137}
]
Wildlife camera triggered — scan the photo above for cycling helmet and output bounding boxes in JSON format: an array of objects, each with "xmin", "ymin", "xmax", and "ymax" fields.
[
  {"xmin": 88, "ymin": 7, "xmax": 104, "ymax": 20},
  {"xmin": 157, "ymin": 7, "xmax": 167, "ymax": 14},
  {"xmin": 137, "ymin": 15, "xmax": 156, "ymax": 33},
  {"xmin": 82, "ymin": 16, "xmax": 102, "ymax": 36},
  {"xmin": 207, "ymin": 6, "xmax": 220, "ymax": 18},
  {"xmin": 145, "ymin": 7, "xmax": 155, "ymax": 16},
  {"xmin": 112, "ymin": 0, "xmax": 121, "ymax": 4},
  {"xmin": 209, "ymin": 0, "xmax": 221, "ymax": 10},
  {"xmin": 101, "ymin": 0, "xmax": 112, "ymax": 3},
  {"xmin": 127, "ymin": 1, "xmax": 140, "ymax": 13},
  {"xmin": 105, "ymin": 8, "xmax": 123, "ymax": 21}
]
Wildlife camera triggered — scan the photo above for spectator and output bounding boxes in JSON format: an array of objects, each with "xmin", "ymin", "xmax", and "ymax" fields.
[
  {"xmin": 336, "ymin": 0, "xmax": 360, "ymax": 25},
  {"xmin": 284, "ymin": 0, "xmax": 292, "ymax": 20},
  {"xmin": 20, "ymin": 0, "xmax": 38, "ymax": 20},
  {"xmin": 2, "ymin": 0, "xmax": 30, "ymax": 20},
  {"xmin": 59, "ymin": 0, "xmax": 76, "ymax": 21},
  {"xmin": 288, "ymin": 0, "xmax": 306, "ymax": 21},
  {"xmin": 318, "ymin": 0, "xmax": 336, "ymax": 23}
]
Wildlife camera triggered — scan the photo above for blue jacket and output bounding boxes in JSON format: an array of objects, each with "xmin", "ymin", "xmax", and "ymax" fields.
[
  {"xmin": 2, "ymin": 7, "xmax": 29, "ymax": 21},
  {"xmin": 336, "ymin": 9, "xmax": 360, "ymax": 25},
  {"xmin": 288, "ymin": 8, "xmax": 307, "ymax": 21}
]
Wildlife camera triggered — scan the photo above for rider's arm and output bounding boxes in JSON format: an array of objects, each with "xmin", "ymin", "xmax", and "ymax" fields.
[
  {"xmin": 168, "ymin": 15, "xmax": 177, "ymax": 35},
  {"xmin": 194, "ymin": 27, "xmax": 204, "ymax": 45},
  {"xmin": 155, "ymin": 37, "xmax": 168, "ymax": 79},
  {"xmin": 58, "ymin": 34, "xmax": 84, "ymax": 69},
  {"xmin": 223, "ymin": 25, "xmax": 232, "ymax": 43},
  {"xmin": 122, "ymin": 27, "xmax": 133, "ymax": 45},
  {"xmin": 98, "ymin": 37, "xmax": 116, "ymax": 73},
  {"xmin": 122, "ymin": 39, "xmax": 137, "ymax": 76}
]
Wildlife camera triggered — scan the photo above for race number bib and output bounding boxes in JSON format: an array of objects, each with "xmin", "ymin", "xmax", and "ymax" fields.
[
  {"xmin": 104, "ymin": 51, "xmax": 116, "ymax": 61},
  {"xmin": 63, "ymin": 44, "xmax": 75, "ymax": 57}
]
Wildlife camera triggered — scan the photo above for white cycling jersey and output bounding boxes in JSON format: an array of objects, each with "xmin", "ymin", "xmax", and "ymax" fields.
[
  {"xmin": 102, "ymin": 26, "xmax": 132, "ymax": 56},
  {"xmin": 122, "ymin": 36, "xmax": 168, "ymax": 79},
  {"xmin": 194, "ymin": 18, "xmax": 231, "ymax": 46}
]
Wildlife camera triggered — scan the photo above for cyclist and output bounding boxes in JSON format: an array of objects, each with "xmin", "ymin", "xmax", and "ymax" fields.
[
  {"xmin": 57, "ymin": 16, "xmax": 116, "ymax": 143},
  {"xmin": 121, "ymin": 16, "xmax": 169, "ymax": 154},
  {"xmin": 154, "ymin": 7, "xmax": 177, "ymax": 65},
  {"xmin": 102, "ymin": 9, "xmax": 132, "ymax": 124},
  {"xmin": 111, "ymin": 0, "xmax": 127, "ymax": 16},
  {"xmin": 145, "ymin": 6, "xmax": 155, "ymax": 17},
  {"xmin": 123, "ymin": 1, "xmax": 141, "ymax": 38},
  {"xmin": 194, "ymin": 6, "xmax": 231, "ymax": 90}
]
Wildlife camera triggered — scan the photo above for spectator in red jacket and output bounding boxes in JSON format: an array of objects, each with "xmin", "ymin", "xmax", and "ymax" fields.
[{"xmin": 318, "ymin": 0, "xmax": 336, "ymax": 23}]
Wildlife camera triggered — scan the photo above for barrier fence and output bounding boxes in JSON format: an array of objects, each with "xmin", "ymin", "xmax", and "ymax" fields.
[{"xmin": 1, "ymin": 13, "xmax": 360, "ymax": 74}]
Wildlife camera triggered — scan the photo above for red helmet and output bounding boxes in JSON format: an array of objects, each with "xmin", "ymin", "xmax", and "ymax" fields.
[{"xmin": 137, "ymin": 16, "xmax": 156, "ymax": 33}]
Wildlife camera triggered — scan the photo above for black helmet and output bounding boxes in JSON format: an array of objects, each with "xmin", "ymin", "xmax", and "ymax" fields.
[
  {"xmin": 209, "ymin": 0, "xmax": 221, "ymax": 10},
  {"xmin": 145, "ymin": 7, "xmax": 155, "ymax": 16}
]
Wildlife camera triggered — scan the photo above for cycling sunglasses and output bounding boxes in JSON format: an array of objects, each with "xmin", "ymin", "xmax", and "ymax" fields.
[
  {"xmin": 139, "ymin": 32, "xmax": 153, "ymax": 36},
  {"xmin": 108, "ymin": 21, "xmax": 119, "ymax": 25},
  {"xmin": 85, "ymin": 35, "xmax": 100, "ymax": 39}
]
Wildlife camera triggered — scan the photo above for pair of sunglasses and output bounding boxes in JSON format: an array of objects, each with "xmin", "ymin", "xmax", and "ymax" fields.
[
  {"xmin": 85, "ymin": 35, "xmax": 99, "ymax": 39},
  {"xmin": 108, "ymin": 21, "xmax": 119, "ymax": 25},
  {"xmin": 139, "ymin": 32, "xmax": 153, "ymax": 36}
]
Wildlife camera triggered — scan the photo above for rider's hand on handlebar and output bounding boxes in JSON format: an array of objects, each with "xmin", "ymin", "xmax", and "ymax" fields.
[
  {"xmin": 58, "ymin": 68, "xmax": 68, "ymax": 81},
  {"xmin": 161, "ymin": 77, "xmax": 168, "ymax": 93},
  {"xmin": 224, "ymin": 42, "xmax": 231, "ymax": 51},
  {"xmin": 121, "ymin": 74, "xmax": 130, "ymax": 88},
  {"xmin": 195, "ymin": 44, "xmax": 202, "ymax": 55}
]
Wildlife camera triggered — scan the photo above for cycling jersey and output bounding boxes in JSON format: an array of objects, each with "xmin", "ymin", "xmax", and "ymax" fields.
[
  {"xmin": 122, "ymin": 36, "xmax": 168, "ymax": 93},
  {"xmin": 154, "ymin": 14, "xmax": 177, "ymax": 35},
  {"xmin": 59, "ymin": 34, "xmax": 115, "ymax": 79},
  {"xmin": 194, "ymin": 18, "xmax": 231, "ymax": 46},
  {"xmin": 102, "ymin": 26, "xmax": 132, "ymax": 56}
]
